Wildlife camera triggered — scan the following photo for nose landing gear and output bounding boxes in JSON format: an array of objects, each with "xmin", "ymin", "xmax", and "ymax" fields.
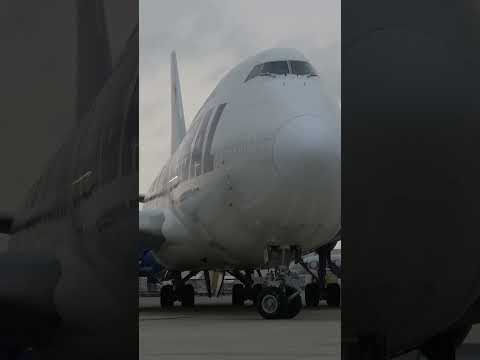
[
  {"xmin": 256, "ymin": 278, "xmax": 303, "ymax": 319},
  {"xmin": 255, "ymin": 245, "xmax": 303, "ymax": 319}
]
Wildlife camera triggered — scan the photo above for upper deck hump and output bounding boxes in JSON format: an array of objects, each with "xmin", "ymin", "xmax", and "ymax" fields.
[{"xmin": 206, "ymin": 48, "xmax": 309, "ymax": 103}]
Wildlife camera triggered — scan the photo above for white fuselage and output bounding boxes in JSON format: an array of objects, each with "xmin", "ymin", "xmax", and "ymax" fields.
[{"xmin": 142, "ymin": 48, "xmax": 340, "ymax": 270}]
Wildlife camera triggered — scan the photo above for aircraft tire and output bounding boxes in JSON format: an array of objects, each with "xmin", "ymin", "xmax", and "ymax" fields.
[
  {"xmin": 180, "ymin": 284, "xmax": 195, "ymax": 307},
  {"xmin": 257, "ymin": 287, "xmax": 286, "ymax": 319},
  {"xmin": 160, "ymin": 285, "xmax": 175, "ymax": 307},
  {"xmin": 305, "ymin": 283, "xmax": 320, "ymax": 307},
  {"xmin": 232, "ymin": 284, "xmax": 245, "ymax": 306},
  {"xmin": 326, "ymin": 283, "xmax": 341, "ymax": 307},
  {"xmin": 283, "ymin": 286, "xmax": 302, "ymax": 319}
]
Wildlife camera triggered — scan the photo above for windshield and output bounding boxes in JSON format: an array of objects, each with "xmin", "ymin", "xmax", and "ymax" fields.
[
  {"xmin": 245, "ymin": 64, "xmax": 263, "ymax": 82},
  {"xmin": 261, "ymin": 61, "xmax": 289, "ymax": 75},
  {"xmin": 245, "ymin": 59, "xmax": 318, "ymax": 82},
  {"xmin": 289, "ymin": 61, "xmax": 317, "ymax": 76}
]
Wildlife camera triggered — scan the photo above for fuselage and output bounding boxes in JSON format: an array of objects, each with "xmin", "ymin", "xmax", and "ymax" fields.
[{"xmin": 143, "ymin": 48, "xmax": 340, "ymax": 270}]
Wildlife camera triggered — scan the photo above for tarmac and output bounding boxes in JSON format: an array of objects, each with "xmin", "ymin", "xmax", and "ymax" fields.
[
  {"xmin": 140, "ymin": 295, "xmax": 480, "ymax": 360},
  {"xmin": 139, "ymin": 296, "xmax": 340, "ymax": 360}
]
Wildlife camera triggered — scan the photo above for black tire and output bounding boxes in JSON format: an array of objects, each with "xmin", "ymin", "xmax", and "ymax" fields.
[
  {"xmin": 181, "ymin": 284, "xmax": 195, "ymax": 307},
  {"xmin": 256, "ymin": 287, "xmax": 286, "ymax": 319},
  {"xmin": 305, "ymin": 283, "xmax": 320, "ymax": 307},
  {"xmin": 284, "ymin": 286, "xmax": 302, "ymax": 319},
  {"xmin": 232, "ymin": 283, "xmax": 245, "ymax": 306},
  {"xmin": 252, "ymin": 284, "xmax": 263, "ymax": 304},
  {"xmin": 160, "ymin": 284, "xmax": 174, "ymax": 307},
  {"xmin": 326, "ymin": 283, "xmax": 341, "ymax": 307}
]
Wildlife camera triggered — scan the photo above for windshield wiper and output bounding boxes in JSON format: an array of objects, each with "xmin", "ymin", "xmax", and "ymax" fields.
[{"xmin": 307, "ymin": 73, "xmax": 319, "ymax": 78}]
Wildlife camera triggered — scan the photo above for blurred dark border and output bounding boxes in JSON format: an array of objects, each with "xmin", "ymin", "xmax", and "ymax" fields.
[
  {"xmin": 342, "ymin": 0, "xmax": 480, "ymax": 358},
  {"xmin": 0, "ymin": 1, "xmax": 138, "ymax": 359}
]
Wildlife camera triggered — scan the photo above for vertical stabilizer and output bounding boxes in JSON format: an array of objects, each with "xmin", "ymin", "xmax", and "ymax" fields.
[
  {"xmin": 76, "ymin": 0, "xmax": 112, "ymax": 122},
  {"xmin": 170, "ymin": 51, "xmax": 186, "ymax": 154}
]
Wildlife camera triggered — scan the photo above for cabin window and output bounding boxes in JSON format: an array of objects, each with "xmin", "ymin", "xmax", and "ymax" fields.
[
  {"xmin": 180, "ymin": 118, "xmax": 201, "ymax": 181},
  {"xmin": 191, "ymin": 107, "xmax": 213, "ymax": 177},
  {"xmin": 203, "ymin": 103, "xmax": 227, "ymax": 173}
]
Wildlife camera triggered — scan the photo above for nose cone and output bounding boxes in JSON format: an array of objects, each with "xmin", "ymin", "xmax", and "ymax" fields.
[{"xmin": 273, "ymin": 114, "xmax": 340, "ymax": 190}]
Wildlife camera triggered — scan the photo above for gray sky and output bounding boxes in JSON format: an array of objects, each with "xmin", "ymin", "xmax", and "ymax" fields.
[{"xmin": 139, "ymin": 0, "xmax": 340, "ymax": 193}]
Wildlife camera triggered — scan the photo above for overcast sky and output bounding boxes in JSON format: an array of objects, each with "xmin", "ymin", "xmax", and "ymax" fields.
[{"xmin": 139, "ymin": 0, "xmax": 340, "ymax": 193}]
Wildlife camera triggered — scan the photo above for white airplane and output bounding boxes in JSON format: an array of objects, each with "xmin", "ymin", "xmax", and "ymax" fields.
[{"xmin": 140, "ymin": 48, "xmax": 341, "ymax": 319}]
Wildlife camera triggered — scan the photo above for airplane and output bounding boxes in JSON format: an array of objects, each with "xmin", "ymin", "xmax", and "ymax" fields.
[
  {"xmin": 0, "ymin": 1, "xmax": 138, "ymax": 358},
  {"xmin": 139, "ymin": 47, "xmax": 341, "ymax": 319}
]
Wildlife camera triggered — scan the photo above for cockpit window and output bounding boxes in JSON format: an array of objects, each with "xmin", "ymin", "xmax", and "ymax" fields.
[
  {"xmin": 245, "ymin": 60, "xmax": 318, "ymax": 82},
  {"xmin": 245, "ymin": 64, "xmax": 263, "ymax": 82},
  {"xmin": 261, "ymin": 61, "xmax": 289, "ymax": 75},
  {"xmin": 290, "ymin": 61, "xmax": 317, "ymax": 76}
]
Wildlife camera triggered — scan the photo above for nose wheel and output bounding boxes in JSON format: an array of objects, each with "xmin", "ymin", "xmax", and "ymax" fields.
[
  {"xmin": 255, "ymin": 245, "xmax": 304, "ymax": 319},
  {"xmin": 257, "ymin": 286, "xmax": 302, "ymax": 319}
]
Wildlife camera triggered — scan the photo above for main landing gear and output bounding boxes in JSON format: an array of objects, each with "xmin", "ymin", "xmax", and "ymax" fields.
[
  {"xmin": 227, "ymin": 270, "xmax": 263, "ymax": 306},
  {"xmin": 302, "ymin": 244, "xmax": 341, "ymax": 308},
  {"xmin": 160, "ymin": 270, "xmax": 197, "ymax": 307}
]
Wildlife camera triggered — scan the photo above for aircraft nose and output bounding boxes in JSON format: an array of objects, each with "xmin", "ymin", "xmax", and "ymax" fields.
[{"xmin": 273, "ymin": 114, "xmax": 340, "ymax": 190}]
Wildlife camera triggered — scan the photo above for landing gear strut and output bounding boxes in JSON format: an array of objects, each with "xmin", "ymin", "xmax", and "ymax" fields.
[
  {"xmin": 302, "ymin": 244, "xmax": 341, "ymax": 308},
  {"xmin": 228, "ymin": 270, "xmax": 262, "ymax": 305},
  {"xmin": 160, "ymin": 270, "xmax": 198, "ymax": 307},
  {"xmin": 255, "ymin": 245, "xmax": 303, "ymax": 319}
]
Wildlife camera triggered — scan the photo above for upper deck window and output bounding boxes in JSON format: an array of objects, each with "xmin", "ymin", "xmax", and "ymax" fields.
[{"xmin": 289, "ymin": 61, "xmax": 318, "ymax": 76}]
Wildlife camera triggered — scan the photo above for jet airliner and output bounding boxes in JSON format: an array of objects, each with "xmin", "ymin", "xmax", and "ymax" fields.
[{"xmin": 140, "ymin": 48, "xmax": 341, "ymax": 319}]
